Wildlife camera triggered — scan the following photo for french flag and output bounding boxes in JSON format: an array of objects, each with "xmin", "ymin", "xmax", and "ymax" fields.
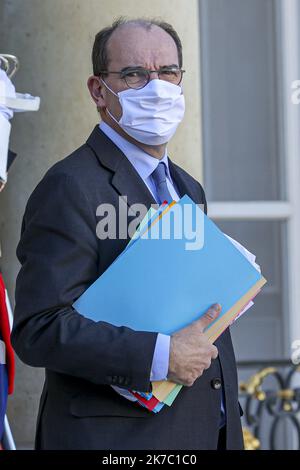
[{"xmin": 0, "ymin": 273, "xmax": 15, "ymax": 443}]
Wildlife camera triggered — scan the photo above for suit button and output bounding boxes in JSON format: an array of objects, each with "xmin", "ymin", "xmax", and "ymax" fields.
[
  {"xmin": 211, "ymin": 378, "xmax": 222, "ymax": 390},
  {"xmin": 112, "ymin": 376, "xmax": 118, "ymax": 384},
  {"xmin": 124, "ymin": 378, "xmax": 131, "ymax": 386},
  {"xmin": 118, "ymin": 376, "xmax": 125, "ymax": 385}
]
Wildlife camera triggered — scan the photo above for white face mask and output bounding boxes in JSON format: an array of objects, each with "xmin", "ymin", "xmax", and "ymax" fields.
[{"xmin": 101, "ymin": 78, "xmax": 185, "ymax": 145}]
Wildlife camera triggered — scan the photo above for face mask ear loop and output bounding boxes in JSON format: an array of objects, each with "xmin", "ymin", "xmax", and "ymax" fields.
[
  {"xmin": 100, "ymin": 77, "xmax": 120, "ymax": 123},
  {"xmin": 100, "ymin": 77, "xmax": 119, "ymax": 98},
  {"xmin": 106, "ymin": 107, "xmax": 121, "ymax": 126}
]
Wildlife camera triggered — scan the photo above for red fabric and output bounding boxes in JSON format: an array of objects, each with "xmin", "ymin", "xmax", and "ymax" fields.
[{"xmin": 0, "ymin": 274, "xmax": 15, "ymax": 394}]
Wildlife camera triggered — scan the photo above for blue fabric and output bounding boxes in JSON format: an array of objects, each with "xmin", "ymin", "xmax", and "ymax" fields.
[
  {"xmin": 151, "ymin": 162, "xmax": 173, "ymax": 204},
  {"xmin": 0, "ymin": 335, "xmax": 8, "ymax": 442},
  {"xmin": 150, "ymin": 333, "xmax": 170, "ymax": 381}
]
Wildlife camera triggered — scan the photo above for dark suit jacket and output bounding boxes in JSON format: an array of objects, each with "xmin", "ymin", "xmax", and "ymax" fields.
[{"xmin": 11, "ymin": 125, "xmax": 244, "ymax": 450}]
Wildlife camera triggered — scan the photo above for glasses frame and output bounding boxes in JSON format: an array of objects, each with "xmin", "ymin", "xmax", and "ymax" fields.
[{"xmin": 97, "ymin": 66, "xmax": 185, "ymax": 89}]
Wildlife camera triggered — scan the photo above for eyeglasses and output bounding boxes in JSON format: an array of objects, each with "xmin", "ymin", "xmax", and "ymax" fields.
[{"xmin": 98, "ymin": 66, "xmax": 185, "ymax": 89}]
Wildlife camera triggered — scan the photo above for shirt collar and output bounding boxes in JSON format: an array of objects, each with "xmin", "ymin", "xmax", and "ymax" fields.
[{"xmin": 99, "ymin": 121, "xmax": 171, "ymax": 181}]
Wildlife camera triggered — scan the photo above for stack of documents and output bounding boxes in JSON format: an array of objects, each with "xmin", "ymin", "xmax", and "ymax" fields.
[{"xmin": 73, "ymin": 195, "xmax": 267, "ymax": 413}]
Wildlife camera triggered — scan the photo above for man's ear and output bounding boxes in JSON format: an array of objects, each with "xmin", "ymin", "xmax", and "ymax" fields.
[{"xmin": 87, "ymin": 76, "xmax": 106, "ymax": 108}]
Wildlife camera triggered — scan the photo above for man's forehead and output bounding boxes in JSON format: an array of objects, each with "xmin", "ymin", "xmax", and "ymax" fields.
[{"xmin": 106, "ymin": 24, "xmax": 179, "ymax": 68}]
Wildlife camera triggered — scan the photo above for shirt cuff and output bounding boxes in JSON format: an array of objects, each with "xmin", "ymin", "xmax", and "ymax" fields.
[{"xmin": 150, "ymin": 333, "xmax": 171, "ymax": 381}]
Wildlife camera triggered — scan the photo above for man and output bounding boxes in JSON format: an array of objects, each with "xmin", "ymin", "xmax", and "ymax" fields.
[{"xmin": 11, "ymin": 18, "xmax": 244, "ymax": 450}]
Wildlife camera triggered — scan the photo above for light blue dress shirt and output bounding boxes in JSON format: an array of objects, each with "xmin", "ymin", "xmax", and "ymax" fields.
[{"xmin": 99, "ymin": 121, "xmax": 226, "ymax": 426}]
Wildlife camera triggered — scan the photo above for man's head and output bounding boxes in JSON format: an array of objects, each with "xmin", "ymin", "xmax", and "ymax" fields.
[{"xmin": 87, "ymin": 18, "xmax": 184, "ymax": 156}]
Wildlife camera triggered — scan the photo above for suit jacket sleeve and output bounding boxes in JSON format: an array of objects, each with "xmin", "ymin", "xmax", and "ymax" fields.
[{"xmin": 11, "ymin": 172, "xmax": 158, "ymax": 392}]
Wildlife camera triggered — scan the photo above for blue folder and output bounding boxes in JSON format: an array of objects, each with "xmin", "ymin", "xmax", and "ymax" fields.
[{"xmin": 73, "ymin": 195, "xmax": 265, "ymax": 335}]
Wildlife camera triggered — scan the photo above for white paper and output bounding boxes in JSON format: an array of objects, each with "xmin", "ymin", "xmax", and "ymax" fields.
[{"xmin": 224, "ymin": 233, "xmax": 261, "ymax": 323}]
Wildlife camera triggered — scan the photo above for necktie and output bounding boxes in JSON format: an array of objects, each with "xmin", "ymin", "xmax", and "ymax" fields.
[{"xmin": 151, "ymin": 162, "xmax": 173, "ymax": 204}]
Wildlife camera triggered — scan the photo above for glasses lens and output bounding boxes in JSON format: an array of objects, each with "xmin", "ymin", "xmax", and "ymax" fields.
[
  {"xmin": 123, "ymin": 70, "xmax": 149, "ymax": 89},
  {"xmin": 159, "ymin": 68, "xmax": 182, "ymax": 85}
]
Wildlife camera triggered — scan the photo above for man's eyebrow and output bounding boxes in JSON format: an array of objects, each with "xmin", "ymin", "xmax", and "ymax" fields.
[
  {"xmin": 120, "ymin": 66, "xmax": 143, "ymax": 73},
  {"xmin": 119, "ymin": 64, "xmax": 180, "ymax": 72},
  {"xmin": 160, "ymin": 64, "xmax": 180, "ymax": 69}
]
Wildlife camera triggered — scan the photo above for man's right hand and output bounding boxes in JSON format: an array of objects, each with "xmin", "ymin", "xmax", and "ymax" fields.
[{"xmin": 167, "ymin": 303, "xmax": 221, "ymax": 387}]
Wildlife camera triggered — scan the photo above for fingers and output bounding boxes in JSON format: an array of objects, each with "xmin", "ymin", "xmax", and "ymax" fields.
[
  {"xmin": 203, "ymin": 346, "xmax": 218, "ymax": 370},
  {"xmin": 211, "ymin": 344, "xmax": 219, "ymax": 360},
  {"xmin": 196, "ymin": 303, "xmax": 222, "ymax": 332}
]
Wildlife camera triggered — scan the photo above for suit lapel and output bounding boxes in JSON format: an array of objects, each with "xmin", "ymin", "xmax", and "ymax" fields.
[
  {"xmin": 86, "ymin": 125, "xmax": 200, "ymax": 210},
  {"xmin": 86, "ymin": 125, "xmax": 157, "ymax": 212},
  {"xmin": 111, "ymin": 158, "xmax": 157, "ymax": 213},
  {"xmin": 168, "ymin": 158, "xmax": 203, "ymax": 204},
  {"xmin": 168, "ymin": 159, "xmax": 191, "ymax": 199}
]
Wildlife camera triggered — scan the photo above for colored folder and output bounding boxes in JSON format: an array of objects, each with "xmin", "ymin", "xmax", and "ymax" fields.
[{"xmin": 73, "ymin": 194, "xmax": 266, "ymax": 411}]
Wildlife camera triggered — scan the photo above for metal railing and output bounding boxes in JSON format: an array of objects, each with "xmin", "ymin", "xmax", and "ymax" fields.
[{"xmin": 237, "ymin": 360, "xmax": 300, "ymax": 450}]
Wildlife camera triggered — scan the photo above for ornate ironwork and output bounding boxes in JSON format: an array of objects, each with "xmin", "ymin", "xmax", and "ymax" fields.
[{"xmin": 238, "ymin": 360, "xmax": 300, "ymax": 450}]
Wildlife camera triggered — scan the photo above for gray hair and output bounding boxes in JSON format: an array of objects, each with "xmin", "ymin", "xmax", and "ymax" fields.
[{"xmin": 92, "ymin": 17, "xmax": 183, "ymax": 76}]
